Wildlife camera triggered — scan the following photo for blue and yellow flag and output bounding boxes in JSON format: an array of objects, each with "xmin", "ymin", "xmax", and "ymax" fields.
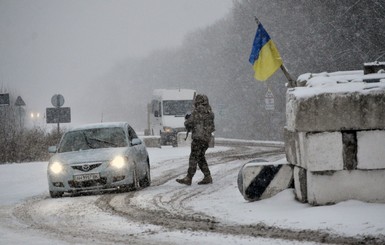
[{"xmin": 249, "ymin": 22, "xmax": 282, "ymax": 81}]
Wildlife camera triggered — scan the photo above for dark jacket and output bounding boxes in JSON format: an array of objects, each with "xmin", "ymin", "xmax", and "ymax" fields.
[{"xmin": 185, "ymin": 94, "xmax": 215, "ymax": 143}]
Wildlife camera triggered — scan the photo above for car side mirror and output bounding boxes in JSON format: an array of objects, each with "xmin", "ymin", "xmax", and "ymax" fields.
[
  {"xmin": 48, "ymin": 146, "xmax": 57, "ymax": 153},
  {"xmin": 131, "ymin": 138, "xmax": 142, "ymax": 146}
]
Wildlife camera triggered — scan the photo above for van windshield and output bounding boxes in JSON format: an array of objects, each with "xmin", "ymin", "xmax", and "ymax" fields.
[{"xmin": 163, "ymin": 100, "xmax": 193, "ymax": 116}]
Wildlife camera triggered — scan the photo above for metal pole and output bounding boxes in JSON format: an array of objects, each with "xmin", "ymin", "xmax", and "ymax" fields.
[
  {"xmin": 280, "ymin": 64, "xmax": 295, "ymax": 88},
  {"xmin": 18, "ymin": 106, "xmax": 22, "ymax": 129},
  {"xmin": 57, "ymin": 108, "xmax": 60, "ymax": 134}
]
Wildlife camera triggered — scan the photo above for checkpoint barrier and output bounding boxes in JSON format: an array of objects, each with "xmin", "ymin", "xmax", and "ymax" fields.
[
  {"xmin": 141, "ymin": 136, "xmax": 161, "ymax": 148},
  {"xmin": 177, "ymin": 132, "xmax": 215, "ymax": 148},
  {"xmin": 177, "ymin": 132, "xmax": 192, "ymax": 147},
  {"xmin": 237, "ymin": 158, "xmax": 294, "ymax": 201},
  {"xmin": 285, "ymin": 69, "xmax": 385, "ymax": 205}
]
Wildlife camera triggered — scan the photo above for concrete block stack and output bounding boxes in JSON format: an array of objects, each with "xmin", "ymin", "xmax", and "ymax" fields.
[{"xmin": 285, "ymin": 66, "xmax": 385, "ymax": 205}]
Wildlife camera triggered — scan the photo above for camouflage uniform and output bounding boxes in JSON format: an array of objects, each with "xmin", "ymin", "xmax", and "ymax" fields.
[{"xmin": 176, "ymin": 94, "xmax": 215, "ymax": 185}]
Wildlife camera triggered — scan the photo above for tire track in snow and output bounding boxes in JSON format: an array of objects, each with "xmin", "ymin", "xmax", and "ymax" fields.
[
  {"xmin": 10, "ymin": 142, "xmax": 384, "ymax": 244},
  {"xmin": 100, "ymin": 144, "xmax": 385, "ymax": 245}
]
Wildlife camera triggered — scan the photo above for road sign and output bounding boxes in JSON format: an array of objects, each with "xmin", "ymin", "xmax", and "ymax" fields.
[
  {"xmin": 15, "ymin": 96, "xmax": 26, "ymax": 106},
  {"xmin": 51, "ymin": 94, "xmax": 65, "ymax": 108},
  {"xmin": 265, "ymin": 89, "xmax": 275, "ymax": 111},
  {"xmin": 0, "ymin": 93, "xmax": 10, "ymax": 106},
  {"xmin": 46, "ymin": 107, "xmax": 71, "ymax": 123}
]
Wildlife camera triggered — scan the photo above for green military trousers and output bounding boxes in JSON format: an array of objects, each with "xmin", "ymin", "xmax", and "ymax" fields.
[{"xmin": 187, "ymin": 139, "xmax": 211, "ymax": 178}]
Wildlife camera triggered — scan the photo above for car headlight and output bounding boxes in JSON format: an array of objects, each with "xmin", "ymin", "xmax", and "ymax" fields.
[
  {"xmin": 110, "ymin": 156, "xmax": 127, "ymax": 169},
  {"xmin": 50, "ymin": 161, "xmax": 63, "ymax": 174},
  {"xmin": 163, "ymin": 127, "xmax": 173, "ymax": 133}
]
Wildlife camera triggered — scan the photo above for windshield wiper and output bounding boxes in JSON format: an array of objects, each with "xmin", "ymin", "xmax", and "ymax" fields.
[
  {"xmin": 82, "ymin": 132, "xmax": 96, "ymax": 149},
  {"xmin": 87, "ymin": 137, "xmax": 118, "ymax": 147}
]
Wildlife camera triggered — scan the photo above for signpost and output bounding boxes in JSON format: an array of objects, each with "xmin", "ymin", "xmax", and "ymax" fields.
[
  {"xmin": 15, "ymin": 96, "xmax": 26, "ymax": 106},
  {"xmin": 46, "ymin": 94, "xmax": 71, "ymax": 133},
  {"xmin": 15, "ymin": 96, "xmax": 26, "ymax": 129},
  {"xmin": 51, "ymin": 94, "xmax": 64, "ymax": 108}
]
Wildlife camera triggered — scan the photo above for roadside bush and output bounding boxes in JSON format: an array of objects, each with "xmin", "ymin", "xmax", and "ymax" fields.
[{"xmin": 0, "ymin": 127, "xmax": 63, "ymax": 164}]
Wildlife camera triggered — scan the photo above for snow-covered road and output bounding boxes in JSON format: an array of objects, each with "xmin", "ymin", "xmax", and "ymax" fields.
[{"xmin": 1, "ymin": 140, "xmax": 385, "ymax": 244}]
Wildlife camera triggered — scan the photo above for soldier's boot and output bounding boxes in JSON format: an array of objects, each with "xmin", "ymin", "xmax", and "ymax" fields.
[
  {"xmin": 176, "ymin": 176, "xmax": 192, "ymax": 185},
  {"xmin": 198, "ymin": 175, "xmax": 212, "ymax": 185}
]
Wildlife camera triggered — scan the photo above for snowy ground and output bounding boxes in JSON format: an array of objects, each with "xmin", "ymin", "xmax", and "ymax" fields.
[{"xmin": 0, "ymin": 142, "xmax": 385, "ymax": 244}]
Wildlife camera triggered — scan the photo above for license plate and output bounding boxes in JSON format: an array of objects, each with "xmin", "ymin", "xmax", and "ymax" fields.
[{"xmin": 73, "ymin": 173, "xmax": 100, "ymax": 182}]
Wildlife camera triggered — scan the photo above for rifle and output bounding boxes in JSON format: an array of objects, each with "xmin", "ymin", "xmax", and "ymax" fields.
[{"xmin": 184, "ymin": 92, "xmax": 196, "ymax": 141}]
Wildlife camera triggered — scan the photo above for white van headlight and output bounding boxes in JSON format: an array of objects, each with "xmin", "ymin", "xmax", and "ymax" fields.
[{"xmin": 163, "ymin": 127, "xmax": 173, "ymax": 133}]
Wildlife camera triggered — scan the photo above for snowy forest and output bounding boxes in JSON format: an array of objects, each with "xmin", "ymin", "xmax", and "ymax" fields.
[
  {"xmin": 95, "ymin": 0, "xmax": 385, "ymax": 140},
  {"xmin": 1, "ymin": 0, "xmax": 385, "ymax": 163}
]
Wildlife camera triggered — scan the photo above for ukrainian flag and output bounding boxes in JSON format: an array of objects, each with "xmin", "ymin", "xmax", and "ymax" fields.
[{"xmin": 249, "ymin": 22, "xmax": 282, "ymax": 81}]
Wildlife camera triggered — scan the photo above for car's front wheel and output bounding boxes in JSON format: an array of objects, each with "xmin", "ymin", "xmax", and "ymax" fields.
[
  {"xmin": 132, "ymin": 165, "xmax": 140, "ymax": 190},
  {"xmin": 139, "ymin": 162, "xmax": 151, "ymax": 188},
  {"xmin": 49, "ymin": 191, "xmax": 63, "ymax": 198}
]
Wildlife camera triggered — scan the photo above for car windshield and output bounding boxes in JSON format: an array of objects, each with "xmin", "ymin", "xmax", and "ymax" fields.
[
  {"xmin": 58, "ymin": 127, "xmax": 127, "ymax": 153},
  {"xmin": 163, "ymin": 100, "xmax": 193, "ymax": 116}
]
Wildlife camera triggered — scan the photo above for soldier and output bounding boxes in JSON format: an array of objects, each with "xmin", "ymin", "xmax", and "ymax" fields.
[{"xmin": 176, "ymin": 94, "xmax": 215, "ymax": 185}]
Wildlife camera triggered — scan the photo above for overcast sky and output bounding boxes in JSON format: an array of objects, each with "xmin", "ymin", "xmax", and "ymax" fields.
[{"xmin": 0, "ymin": 0, "xmax": 232, "ymax": 128}]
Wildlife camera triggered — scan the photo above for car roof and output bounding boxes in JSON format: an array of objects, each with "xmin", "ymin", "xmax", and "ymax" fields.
[{"xmin": 69, "ymin": 122, "xmax": 129, "ymax": 132}]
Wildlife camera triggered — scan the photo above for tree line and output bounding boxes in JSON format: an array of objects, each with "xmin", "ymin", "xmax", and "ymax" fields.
[{"xmin": 95, "ymin": 0, "xmax": 384, "ymax": 141}]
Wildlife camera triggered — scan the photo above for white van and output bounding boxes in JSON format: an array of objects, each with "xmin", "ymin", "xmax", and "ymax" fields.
[{"xmin": 146, "ymin": 89, "xmax": 196, "ymax": 146}]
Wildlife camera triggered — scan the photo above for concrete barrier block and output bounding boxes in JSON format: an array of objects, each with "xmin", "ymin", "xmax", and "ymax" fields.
[
  {"xmin": 305, "ymin": 132, "xmax": 344, "ymax": 171},
  {"xmin": 293, "ymin": 166, "xmax": 307, "ymax": 203},
  {"xmin": 307, "ymin": 169, "xmax": 385, "ymax": 205},
  {"xmin": 284, "ymin": 129, "xmax": 306, "ymax": 168},
  {"xmin": 284, "ymin": 127, "xmax": 298, "ymax": 165},
  {"xmin": 177, "ymin": 132, "xmax": 192, "ymax": 147},
  {"xmin": 286, "ymin": 87, "xmax": 385, "ymax": 132},
  {"xmin": 237, "ymin": 158, "xmax": 293, "ymax": 202},
  {"xmin": 285, "ymin": 130, "xmax": 344, "ymax": 171},
  {"xmin": 357, "ymin": 130, "xmax": 385, "ymax": 169},
  {"xmin": 177, "ymin": 132, "xmax": 214, "ymax": 148},
  {"xmin": 141, "ymin": 136, "xmax": 161, "ymax": 148}
]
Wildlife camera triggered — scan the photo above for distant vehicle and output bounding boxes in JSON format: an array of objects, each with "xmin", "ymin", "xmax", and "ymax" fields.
[
  {"xmin": 47, "ymin": 122, "xmax": 150, "ymax": 198},
  {"xmin": 145, "ymin": 89, "xmax": 196, "ymax": 146}
]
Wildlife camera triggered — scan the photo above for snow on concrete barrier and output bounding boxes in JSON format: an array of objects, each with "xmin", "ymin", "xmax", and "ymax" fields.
[
  {"xmin": 237, "ymin": 158, "xmax": 293, "ymax": 202},
  {"xmin": 286, "ymin": 74, "xmax": 385, "ymax": 132},
  {"xmin": 286, "ymin": 69, "xmax": 385, "ymax": 205}
]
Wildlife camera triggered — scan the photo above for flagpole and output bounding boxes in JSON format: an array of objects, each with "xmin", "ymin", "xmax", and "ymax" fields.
[{"xmin": 280, "ymin": 64, "xmax": 295, "ymax": 88}]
